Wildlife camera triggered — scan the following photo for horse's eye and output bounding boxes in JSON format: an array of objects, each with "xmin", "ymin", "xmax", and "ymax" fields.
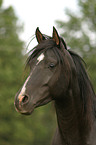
[{"xmin": 49, "ymin": 63, "xmax": 55, "ymax": 68}]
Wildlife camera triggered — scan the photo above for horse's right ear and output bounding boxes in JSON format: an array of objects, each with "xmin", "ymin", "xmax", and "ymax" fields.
[
  {"xmin": 52, "ymin": 26, "xmax": 60, "ymax": 46},
  {"xmin": 35, "ymin": 27, "xmax": 45, "ymax": 43}
]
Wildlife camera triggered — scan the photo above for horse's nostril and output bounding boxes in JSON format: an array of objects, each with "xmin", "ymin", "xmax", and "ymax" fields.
[{"xmin": 22, "ymin": 95, "xmax": 29, "ymax": 104}]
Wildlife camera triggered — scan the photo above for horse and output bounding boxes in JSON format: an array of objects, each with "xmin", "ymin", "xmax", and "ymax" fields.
[{"xmin": 14, "ymin": 27, "xmax": 96, "ymax": 145}]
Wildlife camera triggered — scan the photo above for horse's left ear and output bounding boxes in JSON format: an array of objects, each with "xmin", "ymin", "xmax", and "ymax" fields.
[
  {"xmin": 52, "ymin": 26, "xmax": 60, "ymax": 46},
  {"xmin": 53, "ymin": 27, "xmax": 68, "ymax": 50},
  {"xmin": 35, "ymin": 27, "xmax": 45, "ymax": 43}
]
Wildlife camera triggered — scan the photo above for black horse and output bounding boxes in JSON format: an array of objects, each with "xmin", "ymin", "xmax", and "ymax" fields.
[{"xmin": 15, "ymin": 27, "xmax": 96, "ymax": 145}]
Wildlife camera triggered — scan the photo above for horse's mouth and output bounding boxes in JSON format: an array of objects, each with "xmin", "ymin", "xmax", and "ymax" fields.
[
  {"xmin": 14, "ymin": 102, "xmax": 35, "ymax": 115},
  {"xmin": 14, "ymin": 93, "xmax": 52, "ymax": 115}
]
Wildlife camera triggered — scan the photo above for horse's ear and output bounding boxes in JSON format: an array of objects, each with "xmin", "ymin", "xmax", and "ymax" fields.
[
  {"xmin": 35, "ymin": 27, "xmax": 45, "ymax": 43},
  {"xmin": 52, "ymin": 26, "xmax": 60, "ymax": 46}
]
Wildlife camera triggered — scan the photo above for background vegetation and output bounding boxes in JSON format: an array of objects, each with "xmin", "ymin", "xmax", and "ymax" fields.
[
  {"xmin": 56, "ymin": 0, "xmax": 96, "ymax": 91},
  {"xmin": 0, "ymin": 0, "xmax": 96, "ymax": 144}
]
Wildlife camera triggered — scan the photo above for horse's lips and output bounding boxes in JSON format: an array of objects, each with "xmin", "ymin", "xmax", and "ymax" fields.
[{"xmin": 18, "ymin": 106, "xmax": 35, "ymax": 115}]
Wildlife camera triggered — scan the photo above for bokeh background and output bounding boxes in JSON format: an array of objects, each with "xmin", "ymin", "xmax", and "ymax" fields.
[{"xmin": 0, "ymin": 0, "xmax": 96, "ymax": 145}]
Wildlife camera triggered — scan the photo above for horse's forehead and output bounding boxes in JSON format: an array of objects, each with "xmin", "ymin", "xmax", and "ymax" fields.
[
  {"xmin": 45, "ymin": 49, "xmax": 57, "ymax": 58},
  {"xmin": 33, "ymin": 48, "xmax": 58, "ymax": 66}
]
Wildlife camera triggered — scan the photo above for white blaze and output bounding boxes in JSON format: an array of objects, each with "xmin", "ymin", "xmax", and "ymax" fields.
[
  {"xmin": 18, "ymin": 76, "xmax": 30, "ymax": 101},
  {"xmin": 18, "ymin": 53, "xmax": 45, "ymax": 101},
  {"xmin": 36, "ymin": 53, "xmax": 45, "ymax": 65}
]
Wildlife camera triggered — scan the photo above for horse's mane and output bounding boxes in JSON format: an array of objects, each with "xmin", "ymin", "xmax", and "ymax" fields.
[{"xmin": 68, "ymin": 50, "xmax": 96, "ymax": 115}]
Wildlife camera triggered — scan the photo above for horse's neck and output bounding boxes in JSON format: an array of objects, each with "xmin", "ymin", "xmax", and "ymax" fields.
[{"xmin": 55, "ymin": 89, "xmax": 92, "ymax": 145}]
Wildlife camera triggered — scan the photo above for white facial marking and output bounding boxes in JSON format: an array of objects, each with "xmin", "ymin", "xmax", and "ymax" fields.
[
  {"xmin": 36, "ymin": 53, "xmax": 45, "ymax": 65},
  {"xmin": 18, "ymin": 53, "xmax": 45, "ymax": 101},
  {"xmin": 18, "ymin": 76, "xmax": 30, "ymax": 101}
]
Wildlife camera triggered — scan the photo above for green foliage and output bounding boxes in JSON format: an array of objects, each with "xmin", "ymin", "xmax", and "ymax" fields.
[
  {"xmin": 0, "ymin": 0, "xmax": 2, "ymax": 7},
  {"xmin": 0, "ymin": 1, "xmax": 24, "ymax": 145},
  {"xmin": 0, "ymin": 1, "xmax": 56, "ymax": 145},
  {"xmin": 56, "ymin": 0, "xmax": 96, "ymax": 92}
]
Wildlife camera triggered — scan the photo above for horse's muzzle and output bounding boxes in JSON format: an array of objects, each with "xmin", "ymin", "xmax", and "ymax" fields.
[{"xmin": 14, "ymin": 91, "xmax": 33, "ymax": 115}]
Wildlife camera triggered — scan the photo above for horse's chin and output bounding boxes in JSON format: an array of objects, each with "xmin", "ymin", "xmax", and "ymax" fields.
[
  {"xmin": 21, "ymin": 110, "xmax": 33, "ymax": 115},
  {"xmin": 18, "ymin": 108, "xmax": 34, "ymax": 115},
  {"xmin": 14, "ymin": 103, "xmax": 35, "ymax": 115}
]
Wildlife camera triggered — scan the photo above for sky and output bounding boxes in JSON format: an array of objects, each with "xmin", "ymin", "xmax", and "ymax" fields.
[{"xmin": 3, "ymin": 0, "xmax": 77, "ymax": 50}]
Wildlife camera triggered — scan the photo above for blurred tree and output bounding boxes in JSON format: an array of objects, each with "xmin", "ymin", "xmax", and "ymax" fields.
[
  {"xmin": 0, "ymin": 0, "xmax": 24, "ymax": 144},
  {"xmin": 0, "ymin": 0, "xmax": 56, "ymax": 145},
  {"xmin": 56, "ymin": 0, "xmax": 96, "ymax": 91},
  {"xmin": 0, "ymin": 0, "xmax": 2, "ymax": 7}
]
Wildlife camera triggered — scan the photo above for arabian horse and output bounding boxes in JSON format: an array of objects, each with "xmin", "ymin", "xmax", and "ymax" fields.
[{"xmin": 15, "ymin": 27, "xmax": 96, "ymax": 145}]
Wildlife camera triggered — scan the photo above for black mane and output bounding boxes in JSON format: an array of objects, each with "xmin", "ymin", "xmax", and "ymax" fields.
[{"xmin": 69, "ymin": 50, "xmax": 95, "ymax": 114}]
